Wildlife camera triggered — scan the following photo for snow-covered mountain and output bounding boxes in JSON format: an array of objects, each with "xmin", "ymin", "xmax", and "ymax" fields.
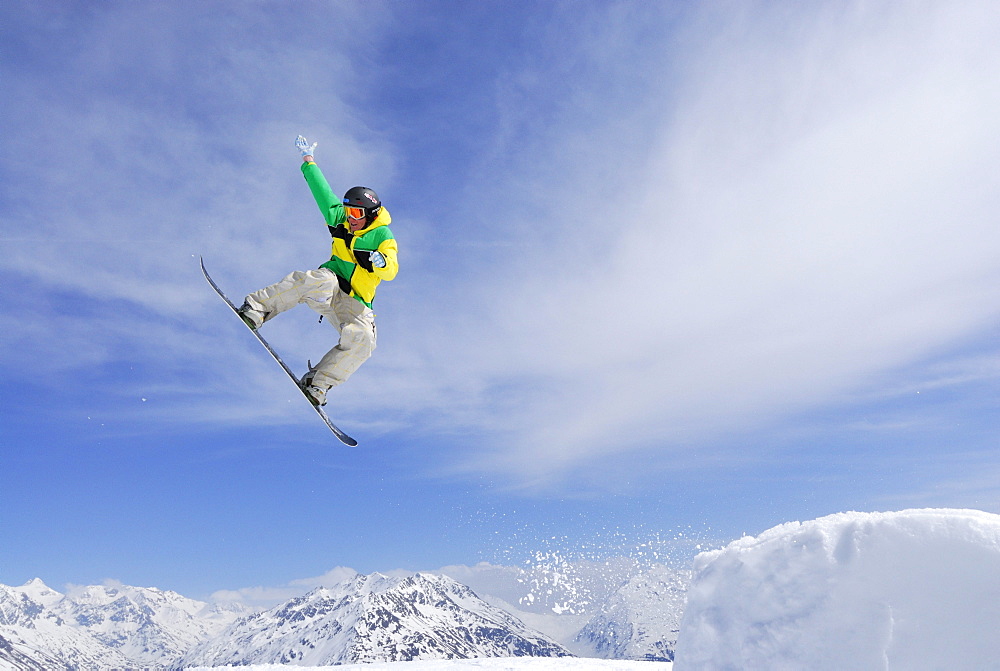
[
  {"xmin": 57, "ymin": 580, "xmax": 249, "ymax": 664},
  {"xmin": 0, "ymin": 577, "xmax": 247, "ymax": 670},
  {"xmin": 1, "ymin": 578, "xmax": 131, "ymax": 670},
  {"xmin": 0, "ymin": 566, "xmax": 688, "ymax": 668},
  {"xmin": 180, "ymin": 572, "xmax": 572, "ymax": 667},
  {"xmin": 575, "ymin": 565, "xmax": 689, "ymax": 662}
]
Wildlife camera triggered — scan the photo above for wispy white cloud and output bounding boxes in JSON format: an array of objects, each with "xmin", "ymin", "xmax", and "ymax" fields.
[
  {"xmin": 211, "ymin": 566, "xmax": 361, "ymax": 608},
  {"xmin": 375, "ymin": 1, "xmax": 1000, "ymax": 484}
]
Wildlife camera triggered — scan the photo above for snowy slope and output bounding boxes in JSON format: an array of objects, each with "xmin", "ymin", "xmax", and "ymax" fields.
[
  {"xmin": 186, "ymin": 659, "xmax": 670, "ymax": 670},
  {"xmin": 181, "ymin": 572, "xmax": 572, "ymax": 667},
  {"xmin": 673, "ymin": 508, "xmax": 1000, "ymax": 670},
  {"xmin": 0, "ymin": 630, "xmax": 68, "ymax": 671}
]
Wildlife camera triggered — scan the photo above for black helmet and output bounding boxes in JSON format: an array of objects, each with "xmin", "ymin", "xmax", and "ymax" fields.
[{"xmin": 343, "ymin": 186, "xmax": 382, "ymax": 224}]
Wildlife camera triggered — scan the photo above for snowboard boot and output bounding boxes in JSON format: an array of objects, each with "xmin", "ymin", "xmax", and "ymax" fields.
[
  {"xmin": 237, "ymin": 300, "xmax": 268, "ymax": 330},
  {"xmin": 300, "ymin": 368, "xmax": 330, "ymax": 407}
]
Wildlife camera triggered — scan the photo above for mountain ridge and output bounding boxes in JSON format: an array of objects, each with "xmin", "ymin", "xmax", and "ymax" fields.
[
  {"xmin": 179, "ymin": 572, "xmax": 572, "ymax": 667},
  {"xmin": 0, "ymin": 566, "xmax": 687, "ymax": 669}
]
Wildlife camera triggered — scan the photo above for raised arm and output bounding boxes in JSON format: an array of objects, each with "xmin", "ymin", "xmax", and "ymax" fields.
[{"xmin": 295, "ymin": 135, "xmax": 345, "ymax": 228}]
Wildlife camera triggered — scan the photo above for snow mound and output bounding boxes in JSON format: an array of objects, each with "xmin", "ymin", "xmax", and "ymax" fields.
[{"xmin": 674, "ymin": 508, "xmax": 1000, "ymax": 670}]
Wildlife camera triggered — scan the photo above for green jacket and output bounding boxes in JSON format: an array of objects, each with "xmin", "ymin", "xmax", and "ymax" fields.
[{"xmin": 301, "ymin": 161, "xmax": 398, "ymax": 308}]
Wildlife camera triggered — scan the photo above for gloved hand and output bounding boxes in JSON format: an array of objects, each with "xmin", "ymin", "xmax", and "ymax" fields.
[
  {"xmin": 370, "ymin": 251, "xmax": 386, "ymax": 268},
  {"xmin": 295, "ymin": 135, "xmax": 317, "ymax": 157}
]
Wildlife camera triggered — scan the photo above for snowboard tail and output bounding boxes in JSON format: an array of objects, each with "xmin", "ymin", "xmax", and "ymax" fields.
[{"xmin": 200, "ymin": 257, "xmax": 358, "ymax": 446}]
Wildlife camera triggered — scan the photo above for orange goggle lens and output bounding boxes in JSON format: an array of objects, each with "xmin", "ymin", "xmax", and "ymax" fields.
[{"xmin": 345, "ymin": 206, "xmax": 366, "ymax": 220}]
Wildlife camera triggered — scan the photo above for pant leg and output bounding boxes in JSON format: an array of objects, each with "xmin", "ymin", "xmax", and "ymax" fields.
[
  {"xmin": 245, "ymin": 268, "xmax": 338, "ymax": 323},
  {"xmin": 310, "ymin": 292, "xmax": 377, "ymax": 390}
]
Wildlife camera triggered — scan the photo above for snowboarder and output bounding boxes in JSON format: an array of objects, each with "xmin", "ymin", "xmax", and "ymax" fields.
[{"xmin": 237, "ymin": 135, "xmax": 398, "ymax": 407}]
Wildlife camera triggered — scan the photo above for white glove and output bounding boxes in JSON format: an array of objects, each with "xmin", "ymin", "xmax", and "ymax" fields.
[
  {"xmin": 295, "ymin": 135, "xmax": 317, "ymax": 157},
  {"xmin": 370, "ymin": 251, "xmax": 386, "ymax": 268}
]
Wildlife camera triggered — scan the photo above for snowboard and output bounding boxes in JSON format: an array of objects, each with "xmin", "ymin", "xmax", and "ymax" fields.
[{"xmin": 200, "ymin": 257, "xmax": 358, "ymax": 446}]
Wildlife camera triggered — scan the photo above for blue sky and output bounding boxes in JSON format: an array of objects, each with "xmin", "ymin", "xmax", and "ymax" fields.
[{"xmin": 3, "ymin": 0, "xmax": 1000, "ymax": 603}]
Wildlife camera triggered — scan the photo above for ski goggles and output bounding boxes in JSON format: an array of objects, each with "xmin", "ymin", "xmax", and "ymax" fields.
[{"xmin": 344, "ymin": 206, "xmax": 367, "ymax": 220}]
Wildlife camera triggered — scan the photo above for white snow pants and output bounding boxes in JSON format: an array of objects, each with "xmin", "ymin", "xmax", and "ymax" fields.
[{"xmin": 245, "ymin": 268, "xmax": 376, "ymax": 390}]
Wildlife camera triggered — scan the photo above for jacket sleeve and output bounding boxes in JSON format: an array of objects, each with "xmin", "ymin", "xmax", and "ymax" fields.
[
  {"xmin": 353, "ymin": 237, "xmax": 398, "ymax": 279},
  {"xmin": 301, "ymin": 161, "xmax": 345, "ymax": 228},
  {"xmin": 373, "ymin": 238, "xmax": 399, "ymax": 281}
]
